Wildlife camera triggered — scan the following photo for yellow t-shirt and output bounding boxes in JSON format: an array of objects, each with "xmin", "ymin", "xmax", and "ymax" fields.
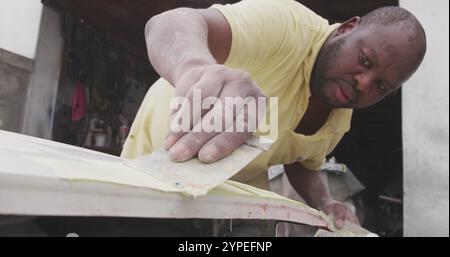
[{"xmin": 121, "ymin": 0, "xmax": 353, "ymax": 189}]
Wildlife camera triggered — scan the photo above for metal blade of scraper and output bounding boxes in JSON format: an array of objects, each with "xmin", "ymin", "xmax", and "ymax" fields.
[{"xmin": 123, "ymin": 136, "xmax": 272, "ymax": 197}]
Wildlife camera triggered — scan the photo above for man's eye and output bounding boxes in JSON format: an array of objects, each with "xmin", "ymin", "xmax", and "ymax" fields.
[{"xmin": 360, "ymin": 52, "xmax": 372, "ymax": 68}]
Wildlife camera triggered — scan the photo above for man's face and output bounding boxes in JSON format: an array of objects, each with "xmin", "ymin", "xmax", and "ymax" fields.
[{"xmin": 312, "ymin": 19, "xmax": 420, "ymax": 109}]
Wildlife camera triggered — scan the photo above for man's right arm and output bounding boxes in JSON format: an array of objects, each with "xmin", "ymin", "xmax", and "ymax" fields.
[
  {"xmin": 145, "ymin": 8, "xmax": 230, "ymax": 85},
  {"xmin": 145, "ymin": 8, "xmax": 267, "ymax": 163}
]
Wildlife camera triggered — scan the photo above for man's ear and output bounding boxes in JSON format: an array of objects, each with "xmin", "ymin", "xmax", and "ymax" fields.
[{"xmin": 336, "ymin": 16, "xmax": 361, "ymax": 36}]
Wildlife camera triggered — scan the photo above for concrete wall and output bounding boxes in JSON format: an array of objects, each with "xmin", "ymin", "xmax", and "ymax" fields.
[
  {"xmin": 0, "ymin": 0, "xmax": 43, "ymax": 59},
  {"xmin": 0, "ymin": 0, "xmax": 44, "ymax": 133},
  {"xmin": 401, "ymin": 0, "xmax": 449, "ymax": 236},
  {"xmin": 21, "ymin": 7, "xmax": 64, "ymax": 139},
  {"xmin": 0, "ymin": 49, "xmax": 33, "ymax": 132}
]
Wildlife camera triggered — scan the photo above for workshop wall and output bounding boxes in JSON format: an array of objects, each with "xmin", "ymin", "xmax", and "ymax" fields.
[
  {"xmin": 0, "ymin": 1, "xmax": 43, "ymax": 133},
  {"xmin": 51, "ymin": 12, "xmax": 155, "ymax": 156}
]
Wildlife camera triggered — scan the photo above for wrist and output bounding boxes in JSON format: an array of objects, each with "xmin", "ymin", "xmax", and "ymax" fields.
[{"xmin": 316, "ymin": 196, "xmax": 335, "ymax": 211}]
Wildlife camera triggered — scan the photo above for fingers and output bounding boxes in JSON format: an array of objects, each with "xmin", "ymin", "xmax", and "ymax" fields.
[
  {"xmin": 198, "ymin": 131, "xmax": 252, "ymax": 163},
  {"xmin": 165, "ymin": 75, "xmax": 223, "ymax": 150},
  {"xmin": 332, "ymin": 204, "xmax": 359, "ymax": 229},
  {"xmin": 169, "ymin": 80, "xmax": 263, "ymax": 162},
  {"xmin": 169, "ymin": 93, "xmax": 247, "ymax": 162},
  {"xmin": 169, "ymin": 133, "xmax": 216, "ymax": 162},
  {"xmin": 165, "ymin": 66, "xmax": 266, "ymax": 163},
  {"xmin": 165, "ymin": 72, "xmax": 200, "ymax": 150},
  {"xmin": 178, "ymin": 74, "xmax": 224, "ymax": 127},
  {"xmin": 346, "ymin": 210, "xmax": 360, "ymax": 225},
  {"xmin": 334, "ymin": 209, "xmax": 347, "ymax": 229},
  {"xmin": 169, "ymin": 129, "xmax": 219, "ymax": 162}
]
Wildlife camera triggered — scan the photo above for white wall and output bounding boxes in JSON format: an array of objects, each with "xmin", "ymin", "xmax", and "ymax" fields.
[
  {"xmin": 0, "ymin": 0, "xmax": 43, "ymax": 59},
  {"xmin": 22, "ymin": 6, "xmax": 64, "ymax": 139},
  {"xmin": 401, "ymin": 0, "xmax": 449, "ymax": 236}
]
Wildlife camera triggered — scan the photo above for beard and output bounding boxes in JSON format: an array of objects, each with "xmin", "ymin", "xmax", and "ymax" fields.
[{"xmin": 310, "ymin": 37, "xmax": 355, "ymax": 108}]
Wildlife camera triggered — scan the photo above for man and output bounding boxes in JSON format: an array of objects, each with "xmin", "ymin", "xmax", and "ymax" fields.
[{"xmin": 121, "ymin": 0, "xmax": 426, "ymax": 230}]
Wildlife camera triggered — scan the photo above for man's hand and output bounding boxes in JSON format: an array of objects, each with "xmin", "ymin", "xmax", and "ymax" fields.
[
  {"xmin": 319, "ymin": 198, "xmax": 360, "ymax": 229},
  {"xmin": 145, "ymin": 8, "xmax": 266, "ymax": 163},
  {"xmin": 284, "ymin": 163, "xmax": 360, "ymax": 230},
  {"xmin": 166, "ymin": 64, "xmax": 267, "ymax": 163}
]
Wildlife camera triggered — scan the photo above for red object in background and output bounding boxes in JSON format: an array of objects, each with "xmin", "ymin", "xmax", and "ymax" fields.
[
  {"xmin": 119, "ymin": 125, "xmax": 129, "ymax": 136},
  {"xmin": 71, "ymin": 81, "xmax": 87, "ymax": 121}
]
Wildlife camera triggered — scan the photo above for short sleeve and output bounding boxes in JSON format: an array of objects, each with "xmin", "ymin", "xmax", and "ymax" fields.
[
  {"xmin": 299, "ymin": 154, "xmax": 325, "ymax": 171},
  {"xmin": 326, "ymin": 132, "xmax": 346, "ymax": 156},
  {"xmin": 299, "ymin": 132, "xmax": 348, "ymax": 171},
  {"xmin": 211, "ymin": 0, "xmax": 327, "ymax": 74}
]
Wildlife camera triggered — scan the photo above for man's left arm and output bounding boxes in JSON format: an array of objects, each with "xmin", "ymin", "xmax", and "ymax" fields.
[{"xmin": 284, "ymin": 162, "xmax": 359, "ymax": 229}]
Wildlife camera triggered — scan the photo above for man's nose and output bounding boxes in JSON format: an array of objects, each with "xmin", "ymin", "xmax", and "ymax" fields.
[{"xmin": 354, "ymin": 71, "xmax": 377, "ymax": 93}]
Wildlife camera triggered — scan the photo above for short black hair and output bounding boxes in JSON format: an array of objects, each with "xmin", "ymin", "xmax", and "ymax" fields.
[
  {"xmin": 360, "ymin": 6, "xmax": 427, "ymax": 64},
  {"xmin": 361, "ymin": 6, "xmax": 416, "ymax": 26}
]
